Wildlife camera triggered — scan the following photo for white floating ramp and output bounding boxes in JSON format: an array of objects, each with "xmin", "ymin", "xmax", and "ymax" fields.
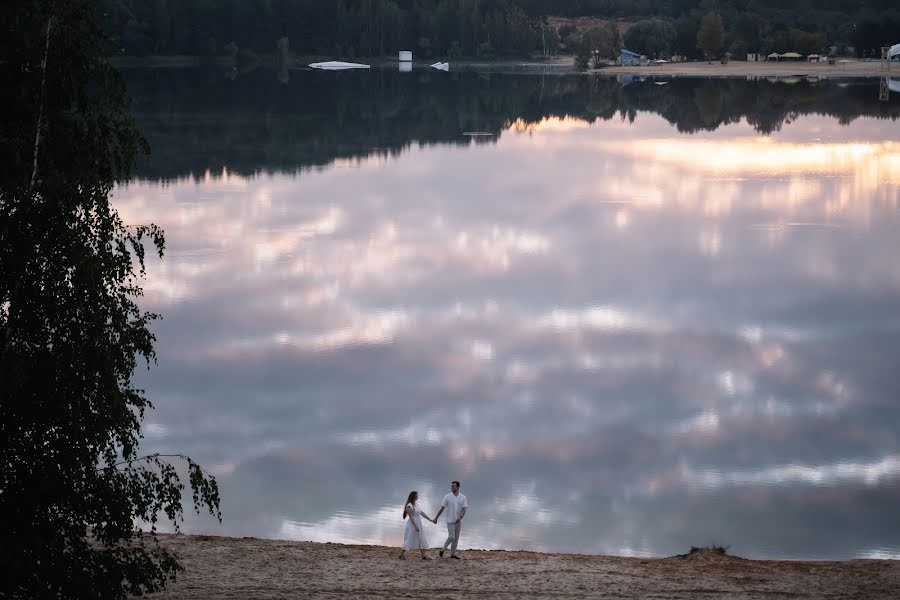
[{"xmin": 309, "ymin": 61, "xmax": 371, "ymax": 70}]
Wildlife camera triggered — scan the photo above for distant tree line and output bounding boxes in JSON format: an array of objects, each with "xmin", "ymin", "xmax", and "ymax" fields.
[
  {"xmin": 100, "ymin": 0, "xmax": 900, "ymax": 60},
  {"xmin": 102, "ymin": 0, "xmax": 546, "ymax": 59}
]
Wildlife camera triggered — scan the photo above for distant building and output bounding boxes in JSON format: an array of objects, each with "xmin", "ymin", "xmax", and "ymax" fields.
[
  {"xmin": 399, "ymin": 51, "xmax": 412, "ymax": 61},
  {"xmin": 619, "ymin": 49, "xmax": 642, "ymax": 67},
  {"xmin": 747, "ymin": 53, "xmax": 758, "ymax": 62}
]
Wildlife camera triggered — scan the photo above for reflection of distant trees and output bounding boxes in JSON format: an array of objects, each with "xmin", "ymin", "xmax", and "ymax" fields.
[
  {"xmin": 126, "ymin": 68, "xmax": 900, "ymax": 181},
  {"xmin": 693, "ymin": 83, "xmax": 724, "ymax": 128}
]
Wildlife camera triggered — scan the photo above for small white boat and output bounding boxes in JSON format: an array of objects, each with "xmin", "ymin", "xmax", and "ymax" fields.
[
  {"xmin": 309, "ymin": 61, "xmax": 370, "ymax": 70},
  {"xmin": 430, "ymin": 62, "xmax": 450, "ymax": 71}
]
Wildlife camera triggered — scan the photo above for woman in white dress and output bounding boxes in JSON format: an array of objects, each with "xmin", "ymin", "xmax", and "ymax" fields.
[{"xmin": 399, "ymin": 491, "xmax": 436, "ymax": 560}]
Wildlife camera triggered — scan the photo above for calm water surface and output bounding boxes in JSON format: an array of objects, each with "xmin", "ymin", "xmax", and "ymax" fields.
[{"xmin": 116, "ymin": 68, "xmax": 900, "ymax": 559}]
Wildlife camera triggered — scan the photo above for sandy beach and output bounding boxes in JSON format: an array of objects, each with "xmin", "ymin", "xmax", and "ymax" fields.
[
  {"xmin": 148, "ymin": 534, "xmax": 900, "ymax": 599},
  {"xmin": 596, "ymin": 59, "xmax": 897, "ymax": 78}
]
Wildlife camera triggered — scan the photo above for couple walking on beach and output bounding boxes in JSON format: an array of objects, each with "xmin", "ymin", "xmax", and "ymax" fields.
[{"xmin": 399, "ymin": 481, "xmax": 468, "ymax": 560}]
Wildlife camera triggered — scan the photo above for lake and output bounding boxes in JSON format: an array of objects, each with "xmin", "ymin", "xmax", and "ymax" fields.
[{"xmin": 115, "ymin": 66, "xmax": 900, "ymax": 559}]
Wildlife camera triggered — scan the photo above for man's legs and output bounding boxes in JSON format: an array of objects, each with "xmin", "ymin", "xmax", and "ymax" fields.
[
  {"xmin": 442, "ymin": 523, "xmax": 456, "ymax": 553},
  {"xmin": 450, "ymin": 521, "xmax": 461, "ymax": 556}
]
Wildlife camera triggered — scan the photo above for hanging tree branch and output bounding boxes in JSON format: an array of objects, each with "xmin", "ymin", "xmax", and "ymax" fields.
[
  {"xmin": 98, "ymin": 453, "xmax": 214, "ymax": 478},
  {"xmin": 98, "ymin": 453, "xmax": 222, "ymax": 521}
]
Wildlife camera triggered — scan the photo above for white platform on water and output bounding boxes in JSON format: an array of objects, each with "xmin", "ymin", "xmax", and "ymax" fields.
[{"xmin": 309, "ymin": 61, "xmax": 370, "ymax": 70}]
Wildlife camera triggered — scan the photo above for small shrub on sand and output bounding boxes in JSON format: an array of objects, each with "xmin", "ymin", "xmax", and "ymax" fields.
[{"xmin": 689, "ymin": 545, "xmax": 730, "ymax": 555}]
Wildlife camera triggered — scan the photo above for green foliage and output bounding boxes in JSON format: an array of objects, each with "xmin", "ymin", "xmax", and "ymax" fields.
[
  {"xmin": 577, "ymin": 22, "xmax": 621, "ymax": 68},
  {"xmin": 100, "ymin": 0, "xmax": 545, "ymax": 59},
  {"xmin": 93, "ymin": 0, "xmax": 900, "ymax": 61},
  {"xmin": 575, "ymin": 44, "xmax": 592, "ymax": 69},
  {"xmin": 728, "ymin": 12, "xmax": 765, "ymax": 57},
  {"xmin": 558, "ymin": 23, "xmax": 577, "ymax": 39},
  {"xmin": 418, "ymin": 36, "xmax": 432, "ymax": 57},
  {"xmin": 697, "ymin": 11, "xmax": 725, "ymax": 58},
  {"xmin": 672, "ymin": 15, "xmax": 700, "ymax": 57},
  {"xmin": 477, "ymin": 41, "xmax": 497, "ymax": 59},
  {"xmin": 850, "ymin": 16, "xmax": 900, "ymax": 58},
  {"xmin": 624, "ymin": 19, "xmax": 676, "ymax": 59},
  {"xmin": 0, "ymin": 1, "xmax": 221, "ymax": 598},
  {"xmin": 760, "ymin": 27, "xmax": 827, "ymax": 55}
]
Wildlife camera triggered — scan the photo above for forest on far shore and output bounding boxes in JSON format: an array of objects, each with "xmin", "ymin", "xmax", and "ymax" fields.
[{"xmin": 102, "ymin": 0, "xmax": 900, "ymax": 62}]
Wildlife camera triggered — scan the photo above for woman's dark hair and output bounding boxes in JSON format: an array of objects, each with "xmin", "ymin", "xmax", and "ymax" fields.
[{"xmin": 402, "ymin": 491, "xmax": 418, "ymax": 519}]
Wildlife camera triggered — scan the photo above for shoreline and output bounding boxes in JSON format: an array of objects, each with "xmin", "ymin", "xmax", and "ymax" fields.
[
  {"xmin": 108, "ymin": 55, "xmax": 900, "ymax": 79},
  {"xmin": 149, "ymin": 533, "xmax": 900, "ymax": 599},
  {"xmin": 595, "ymin": 59, "xmax": 897, "ymax": 78}
]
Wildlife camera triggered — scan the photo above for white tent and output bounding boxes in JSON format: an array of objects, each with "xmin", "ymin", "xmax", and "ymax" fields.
[{"xmin": 890, "ymin": 43, "xmax": 900, "ymax": 60}]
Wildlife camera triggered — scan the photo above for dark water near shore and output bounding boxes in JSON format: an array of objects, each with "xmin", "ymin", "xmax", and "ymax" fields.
[{"xmin": 116, "ymin": 66, "xmax": 900, "ymax": 559}]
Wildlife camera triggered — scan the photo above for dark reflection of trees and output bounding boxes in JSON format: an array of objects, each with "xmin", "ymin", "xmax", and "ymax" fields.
[
  {"xmin": 693, "ymin": 82, "xmax": 724, "ymax": 128},
  {"xmin": 125, "ymin": 68, "xmax": 900, "ymax": 181}
]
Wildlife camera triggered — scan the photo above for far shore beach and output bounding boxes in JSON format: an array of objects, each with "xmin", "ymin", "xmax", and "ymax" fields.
[
  {"xmin": 147, "ymin": 533, "xmax": 900, "ymax": 599},
  {"xmin": 596, "ymin": 59, "xmax": 898, "ymax": 78},
  {"xmin": 110, "ymin": 54, "xmax": 898, "ymax": 79}
]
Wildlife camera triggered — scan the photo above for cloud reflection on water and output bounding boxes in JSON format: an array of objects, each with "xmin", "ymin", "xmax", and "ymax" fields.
[{"xmin": 119, "ymin": 110, "xmax": 900, "ymax": 558}]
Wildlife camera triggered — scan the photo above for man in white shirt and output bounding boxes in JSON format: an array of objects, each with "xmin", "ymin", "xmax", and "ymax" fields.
[{"xmin": 434, "ymin": 480, "xmax": 467, "ymax": 559}]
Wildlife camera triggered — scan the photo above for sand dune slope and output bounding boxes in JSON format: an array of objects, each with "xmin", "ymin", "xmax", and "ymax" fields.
[{"xmin": 147, "ymin": 534, "xmax": 900, "ymax": 599}]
